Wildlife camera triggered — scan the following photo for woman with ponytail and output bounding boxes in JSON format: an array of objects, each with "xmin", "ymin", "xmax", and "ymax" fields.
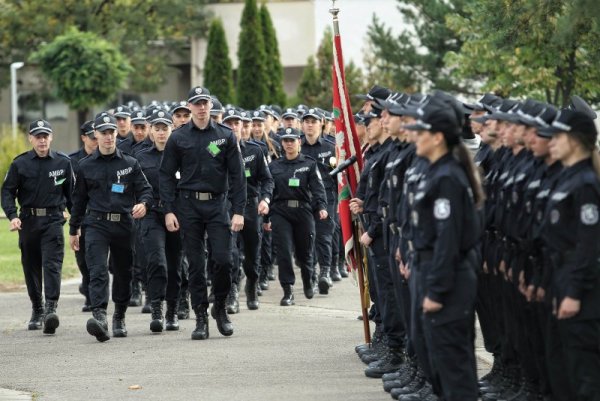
[
  {"xmin": 401, "ymin": 97, "xmax": 483, "ymax": 401},
  {"xmin": 539, "ymin": 109, "xmax": 600, "ymax": 401}
]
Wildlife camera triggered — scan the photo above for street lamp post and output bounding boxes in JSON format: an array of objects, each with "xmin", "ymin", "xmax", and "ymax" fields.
[{"xmin": 10, "ymin": 62, "xmax": 24, "ymax": 139}]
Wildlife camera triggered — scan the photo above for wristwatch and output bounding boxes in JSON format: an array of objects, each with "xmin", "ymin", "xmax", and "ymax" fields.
[{"xmin": 263, "ymin": 197, "xmax": 270, "ymax": 205}]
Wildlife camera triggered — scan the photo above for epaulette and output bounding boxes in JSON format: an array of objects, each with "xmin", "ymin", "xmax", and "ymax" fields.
[
  {"xmin": 56, "ymin": 151, "xmax": 71, "ymax": 159},
  {"xmin": 303, "ymin": 154, "xmax": 317, "ymax": 162},
  {"xmin": 245, "ymin": 140, "xmax": 261, "ymax": 148},
  {"xmin": 217, "ymin": 122, "xmax": 233, "ymax": 133}
]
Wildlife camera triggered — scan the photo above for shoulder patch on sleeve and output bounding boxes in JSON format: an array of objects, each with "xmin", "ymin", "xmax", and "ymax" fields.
[
  {"xmin": 434, "ymin": 198, "xmax": 451, "ymax": 220},
  {"xmin": 581, "ymin": 203, "xmax": 599, "ymax": 225}
]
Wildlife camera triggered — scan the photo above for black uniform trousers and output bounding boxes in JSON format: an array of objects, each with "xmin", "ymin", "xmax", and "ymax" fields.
[
  {"xmin": 18, "ymin": 213, "xmax": 65, "ymax": 305},
  {"xmin": 260, "ymin": 227, "xmax": 274, "ymax": 273},
  {"xmin": 142, "ymin": 210, "xmax": 183, "ymax": 304},
  {"xmin": 366, "ymin": 218, "xmax": 404, "ymax": 349},
  {"xmin": 411, "ymin": 256, "xmax": 478, "ymax": 401},
  {"xmin": 132, "ymin": 219, "xmax": 147, "ymax": 287},
  {"xmin": 85, "ymin": 218, "xmax": 135, "ymax": 309},
  {"xmin": 232, "ymin": 197, "xmax": 261, "ymax": 285},
  {"xmin": 177, "ymin": 194, "xmax": 233, "ymax": 307},
  {"xmin": 271, "ymin": 204, "xmax": 314, "ymax": 287},
  {"xmin": 387, "ymin": 232, "xmax": 410, "ymax": 353},
  {"xmin": 312, "ymin": 198, "xmax": 335, "ymax": 273},
  {"xmin": 74, "ymin": 228, "xmax": 90, "ymax": 303}
]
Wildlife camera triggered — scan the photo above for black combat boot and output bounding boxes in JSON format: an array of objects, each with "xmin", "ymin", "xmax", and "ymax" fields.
[
  {"xmin": 87, "ymin": 308, "xmax": 110, "ymax": 342},
  {"xmin": 318, "ymin": 266, "xmax": 332, "ymax": 295},
  {"xmin": 267, "ymin": 265, "xmax": 275, "ymax": 280},
  {"xmin": 141, "ymin": 292, "xmax": 152, "ymax": 314},
  {"xmin": 280, "ymin": 285, "xmax": 295, "ymax": 306},
  {"xmin": 259, "ymin": 267, "xmax": 269, "ymax": 291},
  {"xmin": 330, "ymin": 265, "xmax": 342, "ymax": 281},
  {"xmin": 150, "ymin": 300, "xmax": 164, "ymax": 333},
  {"xmin": 211, "ymin": 300, "xmax": 234, "ymax": 337},
  {"xmin": 129, "ymin": 281, "xmax": 142, "ymax": 306},
  {"xmin": 303, "ymin": 278, "xmax": 314, "ymax": 299},
  {"xmin": 177, "ymin": 290, "xmax": 190, "ymax": 320},
  {"xmin": 43, "ymin": 300, "xmax": 60, "ymax": 334},
  {"xmin": 191, "ymin": 305, "xmax": 209, "ymax": 340},
  {"xmin": 165, "ymin": 301, "xmax": 179, "ymax": 331},
  {"xmin": 28, "ymin": 304, "xmax": 44, "ymax": 331},
  {"xmin": 112, "ymin": 304, "xmax": 128, "ymax": 337},
  {"xmin": 339, "ymin": 262, "xmax": 349, "ymax": 278},
  {"xmin": 365, "ymin": 347, "xmax": 405, "ymax": 378},
  {"xmin": 244, "ymin": 278, "xmax": 260, "ymax": 310},
  {"xmin": 225, "ymin": 286, "xmax": 240, "ymax": 314}
]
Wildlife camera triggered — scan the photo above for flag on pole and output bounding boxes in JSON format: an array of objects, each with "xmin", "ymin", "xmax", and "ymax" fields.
[{"xmin": 331, "ymin": 16, "xmax": 363, "ymax": 271}]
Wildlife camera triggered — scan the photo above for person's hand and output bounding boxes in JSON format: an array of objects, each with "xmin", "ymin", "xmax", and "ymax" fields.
[
  {"xmin": 400, "ymin": 262, "xmax": 410, "ymax": 280},
  {"xmin": 165, "ymin": 213, "xmax": 180, "ymax": 232},
  {"xmin": 9, "ymin": 218, "xmax": 21, "ymax": 231},
  {"xmin": 263, "ymin": 222, "xmax": 272, "ymax": 232},
  {"xmin": 536, "ymin": 287, "xmax": 546, "ymax": 302},
  {"xmin": 395, "ymin": 247, "xmax": 402, "ymax": 262},
  {"xmin": 557, "ymin": 297, "xmax": 580, "ymax": 319},
  {"xmin": 423, "ymin": 297, "xmax": 443, "ymax": 313},
  {"xmin": 482, "ymin": 261, "xmax": 489, "ymax": 274},
  {"xmin": 318, "ymin": 210, "xmax": 328, "ymax": 220},
  {"xmin": 132, "ymin": 203, "xmax": 147, "ymax": 219},
  {"xmin": 359, "ymin": 232, "xmax": 373, "ymax": 247},
  {"xmin": 70, "ymin": 234, "xmax": 80, "ymax": 251},
  {"xmin": 349, "ymin": 198, "xmax": 364, "ymax": 214},
  {"xmin": 258, "ymin": 200, "xmax": 269, "ymax": 216},
  {"xmin": 231, "ymin": 214, "xmax": 244, "ymax": 232},
  {"xmin": 525, "ymin": 285, "xmax": 535, "ymax": 302}
]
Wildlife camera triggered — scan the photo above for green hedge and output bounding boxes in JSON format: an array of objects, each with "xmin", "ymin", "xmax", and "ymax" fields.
[{"xmin": 0, "ymin": 126, "xmax": 29, "ymax": 185}]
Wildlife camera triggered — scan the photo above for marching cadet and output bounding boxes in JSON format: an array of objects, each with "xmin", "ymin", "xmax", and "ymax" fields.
[
  {"xmin": 69, "ymin": 120, "xmax": 98, "ymax": 312},
  {"xmin": 210, "ymin": 97, "xmax": 225, "ymax": 123},
  {"xmin": 223, "ymin": 108, "xmax": 274, "ymax": 311},
  {"xmin": 136, "ymin": 111, "xmax": 183, "ymax": 333},
  {"xmin": 117, "ymin": 109, "xmax": 152, "ymax": 156},
  {"xmin": 540, "ymin": 110, "xmax": 600, "ymax": 401},
  {"xmin": 159, "ymin": 86, "xmax": 246, "ymax": 340},
  {"xmin": 263, "ymin": 128, "xmax": 328, "ymax": 306},
  {"xmin": 114, "ymin": 105, "xmax": 133, "ymax": 143},
  {"xmin": 170, "ymin": 101, "xmax": 192, "ymax": 129},
  {"xmin": 1, "ymin": 120, "xmax": 73, "ymax": 334},
  {"xmin": 300, "ymin": 108, "xmax": 337, "ymax": 295},
  {"xmin": 69, "ymin": 113, "xmax": 153, "ymax": 342}
]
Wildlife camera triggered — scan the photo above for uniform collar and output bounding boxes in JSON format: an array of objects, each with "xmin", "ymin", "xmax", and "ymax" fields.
[
  {"xmin": 29, "ymin": 149, "xmax": 55, "ymax": 159},
  {"xmin": 190, "ymin": 118, "xmax": 215, "ymax": 133},
  {"xmin": 92, "ymin": 148, "xmax": 124, "ymax": 160},
  {"xmin": 301, "ymin": 136, "xmax": 322, "ymax": 146}
]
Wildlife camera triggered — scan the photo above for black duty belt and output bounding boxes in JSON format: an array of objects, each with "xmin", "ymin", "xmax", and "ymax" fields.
[
  {"xmin": 22, "ymin": 207, "xmax": 61, "ymax": 217},
  {"xmin": 87, "ymin": 211, "xmax": 129, "ymax": 222},
  {"xmin": 280, "ymin": 200, "xmax": 308, "ymax": 208},
  {"xmin": 181, "ymin": 190, "xmax": 222, "ymax": 201}
]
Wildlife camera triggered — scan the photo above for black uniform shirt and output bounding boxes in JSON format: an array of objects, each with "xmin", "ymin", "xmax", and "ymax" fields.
[
  {"xmin": 69, "ymin": 148, "xmax": 153, "ymax": 235},
  {"xmin": 241, "ymin": 140, "xmax": 274, "ymax": 201},
  {"xmin": 363, "ymin": 137, "xmax": 393, "ymax": 238},
  {"xmin": 409, "ymin": 153, "xmax": 481, "ymax": 303},
  {"xmin": 300, "ymin": 136, "xmax": 336, "ymax": 198},
  {"xmin": 541, "ymin": 158, "xmax": 600, "ymax": 303},
  {"xmin": 1, "ymin": 150, "xmax": 74, "ymax": 220},
  {"xmin": 268, "ymin": 153, "xmax": 326, "ymax": 213},
  {"xmin": 136, "ymin": 145, "xmax": 164, "ymax": 208},
  {"xmin": 159, "ymin": 120, "xmax": 246, "ymax": 215},
  {"xmin": 69, "ymin": 147, "xmax": 93, "ymax": 177}
]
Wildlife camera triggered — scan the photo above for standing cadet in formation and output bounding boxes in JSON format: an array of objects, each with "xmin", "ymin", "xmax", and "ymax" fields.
[
  {"xmin": 69, "ymin": 120, "xmax": 98, "ymax": 312},
  {"xmin": 69, "ymin": 113, "xmax": 153, "ymax": 342},
  {"xmin": 136, "ymin": 111, "xmax": 183, "ymax": 333},
  {"xmin": 264, "ymin": 128, "xmax": 328, "ymax": 306},
  {"xmin": 1, "ymin": 120, "xmax": 74, "ymax": 335},
  {"xmin": 159, "ymin": 86, "xmax": 246, "ymax": 340}
]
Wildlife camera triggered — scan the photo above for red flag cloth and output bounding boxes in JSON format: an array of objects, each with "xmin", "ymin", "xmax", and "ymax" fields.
[{"xmin": 332, "ymin": 32, "xmax": 363, "ymax": 271}]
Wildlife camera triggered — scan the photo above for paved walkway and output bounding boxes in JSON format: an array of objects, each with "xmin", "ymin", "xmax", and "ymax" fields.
[{"xmin": 0, "ymin": 274, "xmax": 490, "ymax": 401}]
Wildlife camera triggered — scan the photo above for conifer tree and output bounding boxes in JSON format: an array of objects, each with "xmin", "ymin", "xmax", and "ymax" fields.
[
  {"xmin": 204, "ymin": 18, "xmax": 235, "ymax": 104},
  {"xmin": 259, "ymin": 3, "xmax": 286, "ymax": 106},
  {"xmin": 236, "ymin": 0, "xmax": 268, "ymax": 108}
]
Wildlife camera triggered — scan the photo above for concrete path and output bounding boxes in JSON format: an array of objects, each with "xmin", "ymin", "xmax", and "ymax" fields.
[{"xmin": 0, "ymin": 273, "xmax": 490, "ymax": 401}]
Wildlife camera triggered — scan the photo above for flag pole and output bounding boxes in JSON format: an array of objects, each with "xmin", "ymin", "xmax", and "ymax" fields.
[{"xmin": 330, "ymin": 0, "xmax": 371, "ymax": 345}]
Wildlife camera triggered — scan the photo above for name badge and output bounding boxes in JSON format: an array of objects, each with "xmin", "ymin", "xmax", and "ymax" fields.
[
  {"xmin": 112, "ymin": 183, "xmax": 125, "ymax": 193},
  {"xmin": 207, "ymin": 142, "xmax": 221, "ymax": 157},
  {"xmin": 245, "ymin": 169, "xmax": 251, "ymax": 178},
  {"xmin": 288, "ymin": 178, "xmax": 300, "ymax": 187}
]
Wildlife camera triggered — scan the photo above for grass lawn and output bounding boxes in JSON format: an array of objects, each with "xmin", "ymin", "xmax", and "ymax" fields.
[{"xmin": 0, "ymin": 223, "xmax": 79, "ymax": 290}]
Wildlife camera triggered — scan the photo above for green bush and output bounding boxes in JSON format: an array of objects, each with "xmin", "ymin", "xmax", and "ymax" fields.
[{"xmin": 0, "ymin": 126, "xmax": 29, "ymax": 185}]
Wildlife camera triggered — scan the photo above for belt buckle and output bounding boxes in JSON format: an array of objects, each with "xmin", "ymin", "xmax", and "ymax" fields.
[
  {"xmin": 195, "ymin": 192, "xmax": 211, "ymax": 201},
  {"xmin": 35, "ymin": 208, "xmax": 46, "ymax": 217},
  {"xmin": 108, "ymin": 213, "xmax": 121, "ymax": 222},
  {"xmin": 288, "ymin": 200, "xmax": 299, "ymax": 208}
]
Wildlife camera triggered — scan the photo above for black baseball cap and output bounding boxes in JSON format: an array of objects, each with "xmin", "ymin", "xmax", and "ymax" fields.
[
  {"xmin": 187, "ymin": 86, "xmax": 212, "ymax": 104},
  {"xmin": 29, "ymin": 120, "xmax": 52, "ymax": 136},
  {"xmin": 94, "ymin": 114, "xmax": 118, "ymax": 132}
]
